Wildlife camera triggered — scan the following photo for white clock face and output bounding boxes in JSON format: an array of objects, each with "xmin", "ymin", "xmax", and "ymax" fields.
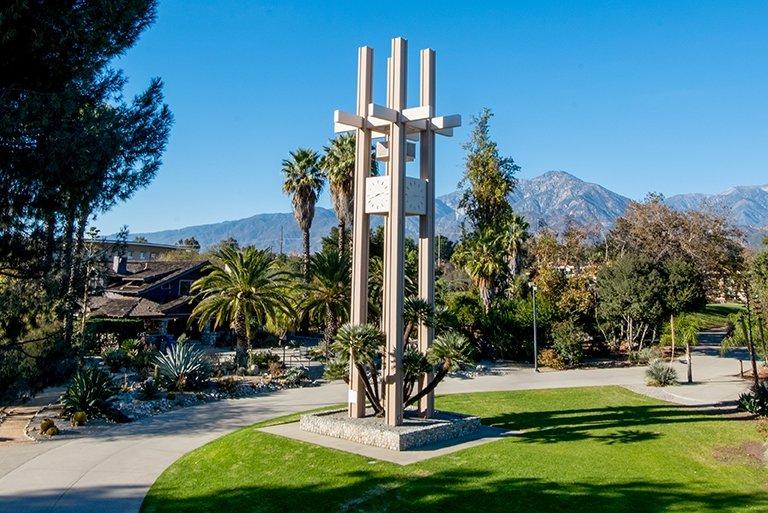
[
  {"xmin": 364, "ymin": 176, "xmax": 428, "ymax": 216},
  {"xmin": 365, "ymin": 176, "xmax": 390, "ymax": 214},
  {"xmin": 405, "ymin": 177, "xmax": 427, "ymax": 216}
]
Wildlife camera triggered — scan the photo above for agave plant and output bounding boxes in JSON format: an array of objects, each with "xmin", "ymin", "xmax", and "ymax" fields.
[
  {"xmin": 154, "ymin": 343, "xmax": 212, "ymax": 391},
  {"xmin": 61, "ymin": 368, "xmax": 119, "ymax": 419}
]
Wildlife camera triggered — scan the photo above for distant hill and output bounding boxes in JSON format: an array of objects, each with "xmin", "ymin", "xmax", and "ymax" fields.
[{"xmin": 124, "ymin": 171, "xmax": 768, "ymax": 251}]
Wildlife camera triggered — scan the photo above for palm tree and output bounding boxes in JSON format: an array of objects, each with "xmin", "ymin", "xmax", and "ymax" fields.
[
  {"xmin": 281, "ymin": 148, "xmax": 324, "ymax": 283},
  {"xmin": 403, "ymin": 296, "xmax": 433, "ymax": 344},
  {"xmin": 505, "ymin": 214, "xmax": 529, "ymax": 277},
  {"xmin": 404, "ymin": 331, "xmax": 474, "ymax": 407},
  {"xmin": 303, "ymin": 248, "xmax": 351, "ymax": 356},
  {"xmin": 332, "ymin": 323, "xmax": 385, "ymax": 415},
  {"xmin": 320, "ymin": 134, "xmax": 378, "ymax": 253},
  {"xmin": 677, "ymin": 315, "xmax": 700, "ymax": 384},
  {"xmin": 189, "ymin": 246, "xmax": 292, "ymax": 365},
  {"xmin": 320, "ymin": 134, "xmax": 355, "ymax": 254},
  {"xmin": 452, "ymin": 227, "xmax": 506, "ymax": 312}
]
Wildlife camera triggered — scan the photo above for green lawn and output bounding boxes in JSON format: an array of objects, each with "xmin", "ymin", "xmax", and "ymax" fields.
[
  {"xmin": 141, "ymin": 387, "xmax": 768, "ymax": 513},
  {"xmin": 687, "ymin": 303, "xmax": 745, "ymax": 330}
]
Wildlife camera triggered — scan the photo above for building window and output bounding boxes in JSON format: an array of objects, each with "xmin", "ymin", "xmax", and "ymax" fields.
[
  {"xmin": 178, "ymin": 280, "xmax": 193, "ymax": 296},
  {"xmin": 139, "ymin": 252, "xmax": 146, "ymax": 260},
  {"xmin": 127, "ymin": 251, "xmax": 133, "ymax": 258},
  {"xmin": 150, "ymin": 252, "xmax": 157, "ymax": 260}
]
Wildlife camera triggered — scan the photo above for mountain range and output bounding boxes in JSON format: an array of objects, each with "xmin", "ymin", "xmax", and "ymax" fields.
[{"xmin": 126, "ymin": 171, "xmax": 768, "ymax": 252}]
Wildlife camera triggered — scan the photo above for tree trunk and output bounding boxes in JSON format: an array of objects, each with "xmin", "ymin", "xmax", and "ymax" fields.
[
  {"xmin": 686, "ymin": 340, "xmax": 693, "ymax": 383},
  {"xmin": 403, "ymin": 321, "xmax": 414, "ymax": 346},
  {"xmin": 745, "ymin": 288, "xmax": 760, "ymax": 390},
  {"xmin": 670, "ymin": 314, "xmax": 676, "ymax": 362},
  {"xmin": 233, "ymin": 312, "xmax": 249, "ymax": 367},
  {"xmin": 338, "ymin": 220, "xmax": 346, "ymax": 255},
  {"xmin": 302, "ymin": 228, "xmax": 311, "ymax": 283},
  {"xmin": 480, "ymin": 286, "xmax": 491, "ymax": 314},
  {"xmin": 63, "ymin": 207, "xmax": 88, "ymax": 347},
  {"xmin": 405, "ymin": 366, "xmax": 449, "ymax": 408},
  {"xmin": 323, "ymin": 304, "xmax": 336, "ymax": 358},
  {"xmin": 300, "ymin": 228, "xmax": 311, "ymax": 332}
]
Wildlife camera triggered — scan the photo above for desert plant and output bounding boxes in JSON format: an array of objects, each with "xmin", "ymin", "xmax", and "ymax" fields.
[
  {"xmin": 268, "ymin": 361, "xmax": 284, "ymax": 378},
  {"xmin": 323, "ymin": 357, "xmax": 348, "ymax": 381},
  {"xmin": 551, "ymin": 320, "xmax": 585, "ymax": 366},
  {"xmin": 629, "ymin": 346, "xmax": 662, "ymax": 365},
  {"xmin": 40, "ymin": 418, "xmax": 55, "ymax": 432},
  {"xmin": 282, "ymin": 366, "xmax": 308, "ymax": 386},
  {"xmin": 154, "ymin": 343, "xmax": 212, "ymax": 391},
  {"xmin": 404, "ymin": 331, "xmax": 474, "ymax": 407},
  {"xmin": 738, "ymin": 383, "xmax": 768, "ymax": 417},
  {"xmin": 538, "ymin": 348, "xmax": 565, "ymax": 370},
  {"xmin": 45, "ymin": 425, "xmax": 60, "ymax": 436},
  {"xmin": 251, "ymin": 351, "xmax": 281, "ymax": 370},
  {"xmin": 61, "ymin": 368, "xmax": 119, "ymax": 419},
  {"xmin": 403, "ymin": 344, "xmax": 431, "ymax": 401},
  {"xmin": 70, "ymin": 411, "xmax": 87, "ymax": 426},
  {"xmin": 645, "ymin": 359, "xmax": 678, "ymax": 387},
  {"xmin": 101, "ymin": 348, "xmax": 129, "ymax": 373},
  {"xmin": 137, "ymin": 377, "xmax": 159, "ymax": 400},
  {"xmin": 217, "ymin": 376, "xmax": 240, "ymax": 396}
]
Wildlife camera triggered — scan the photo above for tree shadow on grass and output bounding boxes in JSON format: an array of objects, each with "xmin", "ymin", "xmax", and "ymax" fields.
[
  {"xmin": 483, "ymin": 403, "xmax": 746, "ymax": 444},
  {"xmin": 140, "ymin": 468, "xmax": 768, "ymax": 513}
]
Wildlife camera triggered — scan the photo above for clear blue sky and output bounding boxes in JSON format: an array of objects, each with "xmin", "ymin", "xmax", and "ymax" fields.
[{"xmin": 96, "ymin": 0, "xmax": 768, "ymax": 235}]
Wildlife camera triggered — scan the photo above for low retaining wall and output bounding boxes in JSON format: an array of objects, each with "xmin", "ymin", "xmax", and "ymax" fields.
[{"xmin": 299, "ymin": 410, "xmax": 481, "ymax": 451}]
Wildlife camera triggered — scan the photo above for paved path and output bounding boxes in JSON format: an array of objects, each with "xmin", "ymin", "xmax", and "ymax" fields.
[
  {"xmin": 0, "ymin": 388, "xmax": 65, "ymax": 444},
  {"xmin": 0, "ymin": 340, "xmax": 750, "ymax": 513}
]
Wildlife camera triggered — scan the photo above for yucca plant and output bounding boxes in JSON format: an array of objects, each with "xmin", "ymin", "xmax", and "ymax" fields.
[
  {"xmin": 61, "ymin": 368, "xmax": 119, "ymax": 420},
  {"xmin": 154, "ymin": 343, "xmax": 212, "ymax": 391},
  {"xmin": 645, "ymin": 359, "xmax": 678, "ymax": 387}
]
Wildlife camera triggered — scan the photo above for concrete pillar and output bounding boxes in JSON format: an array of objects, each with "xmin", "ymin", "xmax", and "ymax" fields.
[
  {"xmin": 383, "ymin": 37, "xmax": 407, "ymax": 426},
  {"xmin": 349, "ymin": 46, "xmax": 373, "ymax": 418},
  {"xmin": 417, "ymin": 48, "xmax": 436, "ymax": 417}
]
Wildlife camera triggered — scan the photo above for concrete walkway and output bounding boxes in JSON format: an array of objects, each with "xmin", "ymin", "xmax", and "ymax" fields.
[{"xmin": 0, "ymin": 341, "xmax": 751, "ymax": 513}]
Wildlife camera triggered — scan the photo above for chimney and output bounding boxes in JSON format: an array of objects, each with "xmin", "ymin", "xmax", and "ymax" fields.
[{"xmin": 112, "ymin": 255, "xmax": 127, "ymax": 274}]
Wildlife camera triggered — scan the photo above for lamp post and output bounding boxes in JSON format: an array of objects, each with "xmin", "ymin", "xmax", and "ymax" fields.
[{"xmin": 532, "ymin": 284, "xmax": 538, "ymax": 372}]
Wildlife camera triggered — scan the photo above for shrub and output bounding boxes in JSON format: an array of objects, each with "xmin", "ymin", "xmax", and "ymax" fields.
[
  {"xmin": 40, "ymin": 418, "xmax": 55, "ymax": 432},
  {"xmin": 629, "ymin": 346, "xmax": 661, "ymax": 365},
  {"xmin": 154, "ymin": 343, "xmax": 212, "ymax": 391},
  {"xmin": 45, "ymin": 426, "xmax": 60, "ymax": 436},
  {"xmin": 538, "ymin": 348, "xmax": 565, "ymax": 370},
  {"xmin": 323, "ymin": 358, "xmax": 348, "ymax": 381},
  {"xmin": 282, "ymin": 366, "xmax": 308, "ymax": 386},
  {"xmin": 551, "ymin": 320, "xmax": 585, "ymax": 366},
  {"xmin": 70, "ymin": 411, "xmax": 87, "ymax": 426},
  {"xmin": 218, "ymin": 376, "xmax": 240, "ymax": 396},
  {"xmin": 645, "ymin": 359, "xmax": 678, "ymax": 387},
  {"xmin": 251, "ymin": 351, "xmax": 281, "ymax": 369},
  {"xmin": 738, "ymin": 385, "xmax": 768, "ymax": 416},
  {"xmin": 137, "ymin": 378, "xmax": 159, "ymax": 400},
  {"xmin": 101, "ymin": 348, "xmax": 129, "ymax": 373},
  {"xmin": 61, "ymin": 368, "xmax": 120, "ymax": 420},
  {"xmin": 268, "ymin": 361, "xmax": 284, "ymax": 378},
  {"xmin": 166, "ymin": 391, "xmax": 176, "ymax": 400},
  {"xmin": 119, "ymin": 339, "xmax": 156, "ymax": 374}
]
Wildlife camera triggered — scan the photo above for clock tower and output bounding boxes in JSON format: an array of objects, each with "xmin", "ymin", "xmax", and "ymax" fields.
[{"xmin": 332, "ymin": 37, "xmax": 461, "ymax": 426}]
